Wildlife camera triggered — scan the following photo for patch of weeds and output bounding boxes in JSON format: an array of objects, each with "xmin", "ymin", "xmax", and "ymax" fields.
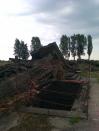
[
  {"xmin": 80, "ymin": 71, "xmax": 88, "ymax": 77},
  {"xmin": 69, "ymin": 116, "xmax": 81, "ymax": 125}
]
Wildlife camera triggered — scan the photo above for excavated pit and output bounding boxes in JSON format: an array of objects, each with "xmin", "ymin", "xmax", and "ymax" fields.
[{"xmin": 32, "ymin": 80, "xmax": 82, "ymax": 111}]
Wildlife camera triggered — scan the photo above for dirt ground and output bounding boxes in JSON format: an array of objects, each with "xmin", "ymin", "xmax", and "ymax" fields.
[{"xmin": 0, "ymin": 111, "xmax": 73, "ymax": 131}]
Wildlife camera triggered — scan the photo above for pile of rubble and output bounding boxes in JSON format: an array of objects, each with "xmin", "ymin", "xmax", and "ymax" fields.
[{"xmin": 0, "ymin": 42, "xmax": 87, "ymax": 113}]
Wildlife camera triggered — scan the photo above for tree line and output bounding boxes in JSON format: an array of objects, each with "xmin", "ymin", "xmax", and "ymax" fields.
[
  {"xmin": 14, "ymin": 34, "xmax": 93, "ymax": 60},
  {"xmin": 59, "ymin": 34, "xmax": 93, "ymax": 61}
]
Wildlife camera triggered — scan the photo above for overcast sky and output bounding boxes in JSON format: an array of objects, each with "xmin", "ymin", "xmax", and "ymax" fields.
[{"xmin": 0, "ymin": 0, "xmax": 99, "ymax": 60}]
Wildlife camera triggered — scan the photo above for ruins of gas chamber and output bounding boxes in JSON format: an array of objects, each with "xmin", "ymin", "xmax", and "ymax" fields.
[
  {"xmin": 0, "ymin": 42, "xmax": 88, "ymax": 117},
  {"xmin": 31, "ymin": 80, "xmax": 83, "ymax": 111}
]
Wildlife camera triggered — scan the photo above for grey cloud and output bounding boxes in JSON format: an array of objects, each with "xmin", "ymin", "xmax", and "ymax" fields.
[
  {"xmin": 36, "ymin": 0, "xmax": 99, "ymax": 28},
  {"xmin": 28, "ymin": 0, "xmax": 71, "ymax": 13},
  {"xmin": 15, "ymin": 0, "xmax": 99, "ymax": 39}
]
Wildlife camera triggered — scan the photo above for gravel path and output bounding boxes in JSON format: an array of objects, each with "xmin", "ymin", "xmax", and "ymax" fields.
[{"xmin": 89, "ymin": 78, "xmax": 99, "ymax": 121}]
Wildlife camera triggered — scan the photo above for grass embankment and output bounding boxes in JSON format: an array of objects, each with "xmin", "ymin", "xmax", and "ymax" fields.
[
  {"xmin": 90, "ymin": 72, "xmax": 99, "ymax": 82},
  {"xmin": 79, "ymin": 62, "xmax": 99, "ymax": 82},
  {"xmin": 81, "ymin": 71, "xmax": 99, "ymax": 82}
]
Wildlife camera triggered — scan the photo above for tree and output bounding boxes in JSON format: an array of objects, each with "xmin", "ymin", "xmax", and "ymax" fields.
[
  {"xmin": 14, "ymin": 38, "xmax": 21, "ymax": 58},
  {"xmin": 14, "ymin": 39, "xmax": 29, "ymax": 60},
  {"xmin": 76, "ymin": 34, "xmax": 87, "ymax": 60},
  {"xmin": 87, "ymin": 35, "xmax": 93, "ymax": 60},
  {"xmin": 59, "ymin": 35, "xmax": 70, "ymax": 59},
  {"xmin": 20, "ymin": 41, "xmax": 29, "ymax": 60},
  {"xmin": 70, "ymin": 34, "xmax": 77, "ymax": 60},
  {"xmin": 30, "ymin": 37, "xmax": 42, "ymax": 53},
  {"xmin": 68, "ymin": 37, "xmax": 71, "ymax": 60}
]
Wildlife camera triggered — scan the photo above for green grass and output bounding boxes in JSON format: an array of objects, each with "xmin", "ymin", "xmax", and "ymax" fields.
[
  {"xmin": 69, "ymin": 116, "xmax": 81, "ymax": 125},
  {"xmin": 79, "ymin": 62, "xmax": 99, "ymax": 81},
  {"xmin": 0, "ymin": 60, "xmax": 10, "ymax": 66},
  {"xmin": 80, "ymin": 71, "xmax": 89, "ymax": 77}
]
